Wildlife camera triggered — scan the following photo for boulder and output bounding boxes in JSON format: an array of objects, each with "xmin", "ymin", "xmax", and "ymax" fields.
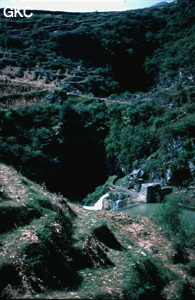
[
  {"xmin": 46, "ymin": 89, "xmax": 67, "ymax": 104},
  {"xmin": 129, "ymin": 169, "xmax": 145, "ymax": 180},
  {"xmin": 189, "ymin": 161, "xmax": 195, "ymax": 177},
  {"xmin": 46, "ymin": 89, "xmax": 56, "ymax": 103},
  {"xmin": 128, "ymin": 169, "xmax": 145, "ymax": 191}
]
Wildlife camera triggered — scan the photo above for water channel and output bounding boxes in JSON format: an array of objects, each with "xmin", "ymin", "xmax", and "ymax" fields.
[{"xmin": 118, "ymin": 203, "xmax": 195, "ymax": 226}]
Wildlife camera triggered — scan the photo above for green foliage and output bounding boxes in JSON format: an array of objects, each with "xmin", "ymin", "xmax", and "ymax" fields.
[
  {"xmin": 83, "ymin": 183, "xmax": 109, "ymax": 206},
  {"xmin": 124, "ymin": 257, "xmax": 168, "ymax": 300},
  {"xmin": 109, "ymin": 192, "xmax": 118, "ymax": 202},
  {"xmin": 154, "ymin": 195, "xmax": 195, "ymax": 248},
  {"xmin": 20, "ymin": 213, "xmax": 81, "ymax": 291},
  {"xmin": 155, "ymin": 195, "xmax": 182, "ymax": 233},
  {"xmin": 26, "ymin": 187, "xmax": 56, "ymax": 215},
  {"xmin": 0, "ymin": 102, "xmax": 110, "ymax": 198},
  {"xmin": 159, "ymin": 115, "xmax": 195, "ymax": 142},
  {"xmin": 105, "ymin": 100, "xmax": 161, "ymax": 173},
  {"xmin": 1, "ymin": 0, "xmax": 194, "ymax": 95},
  {"xmin": 0, "ymin": 1, "xmax": 194, "ymax": 199}
]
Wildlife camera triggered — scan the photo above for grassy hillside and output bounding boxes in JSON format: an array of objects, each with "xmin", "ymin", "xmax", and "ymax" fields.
[
  {"xmin": 0, "ymin": 163, "xmax": 195, "ymax": 299},
  {"xmin": 0, "ymin": 0, "xmax": 194, "ymax": 96}
]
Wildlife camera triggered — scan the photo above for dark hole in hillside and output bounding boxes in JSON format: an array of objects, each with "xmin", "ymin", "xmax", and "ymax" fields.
[
  {"xmin": 93, "ymin": 225, "xmax": 124, "ymax": 251},
  {"xmin": 59, "ymin": 144, "xmax": 108, "ymax": 200},
  {"xmin": 111, "ymin": 53, "xmax": 155, "ymax": 93},
  {"xmin": 0, "ymin": 104, "xmax": 111, "ymax": 202},
  {"xmin": 22, "ymin": 138, "xmax": 109, "ymax": 201}
]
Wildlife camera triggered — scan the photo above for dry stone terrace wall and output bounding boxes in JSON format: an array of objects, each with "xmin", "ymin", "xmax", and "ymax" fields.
[
  {"xmin": 0, "ymin": 90, "xmax": 48, "ymax": 110},
  {"xmin": 0, "ymin": 80, "xmax": 54, "ymax": 110}
]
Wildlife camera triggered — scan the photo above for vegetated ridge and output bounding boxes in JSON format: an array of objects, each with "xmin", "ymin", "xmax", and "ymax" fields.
[
  {"xmin": 0, "ymin": 0, "xmax": 195, "ymax": 298},
  {"xmin": 151, "ymin": 2, "xmax": 169, "ymax": 8}
]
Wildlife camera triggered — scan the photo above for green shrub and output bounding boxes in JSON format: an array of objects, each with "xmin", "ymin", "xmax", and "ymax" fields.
[
  {"xmin": 186, "ymin": 261, "xmax": 195, "ymax": 276},
  {"xmin": 154, "ymin": 195, "xmax": 195, "ymax": 248},
  {"xmin": 124, "ymin": 257, "xmax": 168, "ymax": 300},
  {"xmin": 83, "ymin": 183, "xmax": 109, "ymax": 206}
]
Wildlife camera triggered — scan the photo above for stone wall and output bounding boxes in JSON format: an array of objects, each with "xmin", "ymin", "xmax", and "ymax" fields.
[{"xmin": 102, "ymin": 183, "xmax": 172, "ymax": 210}]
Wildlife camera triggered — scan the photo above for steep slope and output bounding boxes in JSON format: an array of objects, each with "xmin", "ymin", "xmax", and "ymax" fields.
[
  {"xmin": 0, "ymin": 0, "xmax": 194, "ymax": 97},
  {"xmin": 0, "ymin": 163, "xmax": 81, "ymax": 297},
  {"xmin": 0, "ymin": 163, "xmax": 195, "ymax": 299}
]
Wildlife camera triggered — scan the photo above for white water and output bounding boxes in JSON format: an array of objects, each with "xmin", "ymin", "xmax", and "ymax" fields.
[
  {"xmin": 112, "ymin": 200, "xmax": 124, "ymax": 210},
  {"xmin": 83, "ymin": 193, "xmax": 109, "ymax": 210}
]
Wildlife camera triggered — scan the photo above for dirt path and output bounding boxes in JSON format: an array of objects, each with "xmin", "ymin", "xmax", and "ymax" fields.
[{"xmin": 0, "ymin": 163, "xmax": 30, "ymax": 204}]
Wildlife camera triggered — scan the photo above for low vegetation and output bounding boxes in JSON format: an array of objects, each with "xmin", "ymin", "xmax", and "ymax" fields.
[
  {"xmin": 0, "ymin": 0, "xmax": 194, "ymax": 298},
  {"xmin": 0, "ymin": 163, "xmax": 195, "ymax": 299}
]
